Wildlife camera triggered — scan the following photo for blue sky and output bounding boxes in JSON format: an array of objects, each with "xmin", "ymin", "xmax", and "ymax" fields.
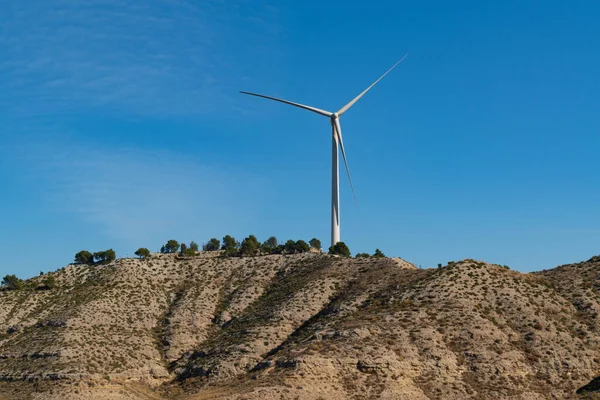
[{"xmin": 1, "ymin": 0, "xmax": 599, "ymax": 278}]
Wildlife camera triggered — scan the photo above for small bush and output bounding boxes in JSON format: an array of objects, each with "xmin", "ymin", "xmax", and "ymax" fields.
[
  {"xmin": 223, "ymin": 247, "xmax": 238, "ymax": 257},
  {"xmin": 37, "ymin": 276, "xmax": 56, "ymax": 290}
]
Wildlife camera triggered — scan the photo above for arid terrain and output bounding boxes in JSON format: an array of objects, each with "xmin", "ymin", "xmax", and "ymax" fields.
[{"xmin": 2, "ymin": 252, "xmax": 600, "ymax": 399}]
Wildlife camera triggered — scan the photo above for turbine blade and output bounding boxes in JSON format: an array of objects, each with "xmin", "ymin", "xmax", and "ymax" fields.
[
  {"xmin": 336, "ymin": 54, "xmax": 407, "ymax": 116},
  {"xmin": 240, "ymin": 91, "xmax": 332, "ymax": 117},
  {"xmin": 333, "ymin": 118, "xmax": 358, "ymax": 207}
]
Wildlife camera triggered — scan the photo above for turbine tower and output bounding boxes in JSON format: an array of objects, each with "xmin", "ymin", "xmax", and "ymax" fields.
[{"xmin": 241, "ymin": 55, "xmax": 406, "ymax": 247}]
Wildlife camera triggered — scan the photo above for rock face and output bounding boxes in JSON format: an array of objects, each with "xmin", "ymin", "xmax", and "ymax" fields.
[{"xmin": 1, "ymin": 253, "xmax": 600, "ymax": 399}]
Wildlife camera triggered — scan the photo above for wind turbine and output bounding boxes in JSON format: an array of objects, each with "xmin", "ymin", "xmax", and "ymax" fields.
[{"xmin": 241, "ymin": 55, "xmax": 407, "ymax": 248}]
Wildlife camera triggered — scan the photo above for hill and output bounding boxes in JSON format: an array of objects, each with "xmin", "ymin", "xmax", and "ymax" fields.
[{"xmin": 1, "ymin": 252, "xmax": 600, "ymax": 399}]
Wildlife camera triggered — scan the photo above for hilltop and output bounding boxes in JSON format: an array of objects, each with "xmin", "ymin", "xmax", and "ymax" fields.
[{"xmin": 1, "ymin": 252, "xmax": 600, "ymax": 399}]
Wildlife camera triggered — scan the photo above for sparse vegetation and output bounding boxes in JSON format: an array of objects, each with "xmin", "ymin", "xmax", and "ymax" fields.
[
  {"xmin": 37, "ymin": 275, "xmax": 56, "ymax": 290},
  {"xmin": 4, "ymin": 241, "xmax": 600, "ymax": 400}
]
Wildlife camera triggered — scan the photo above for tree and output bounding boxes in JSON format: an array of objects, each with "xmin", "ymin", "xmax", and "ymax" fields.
[
  {"xmin": 309, "ymin": 238, "xmax": 322, "ymax": 250},
  {"xmin": 328, "ymin": 242, "xmax": 351, "ymax": 257},
  {"xmin": 261, "ymin": 242, "xmax": 273, "ymax": 254},
  {"xmin": 93, "ymin": 249, "xmax": 116, "ymax": 264},
  {"xmin": 189, "ymin": 241, "xmax": 199, "ymax": 252},
  {"xmin": 266, "ymin": 236, "xmax": 278, "ymax": 249},
  {"xmin": 203, "ymin": 238, "xmax": 220, "ymax": 251},
  {"xmin": 295, "ymin": 240, "xmax": 310, "ymax": 253},
  {"xmin": 74, "ymin": 250, "xmax": 93, "ymax": 264},
  {"xmin": 164, "ymin": 240, "xmax": 180, "ymax": 253},
  {"xmin": 223, "ymin": 247, "xmax": 238, "ymax": 257},
  {"xmin": 180, "ymin": 242, "xmax": 196, "ymax": 256},
  {"xmin": 221, "ymin": 235, "xmax": 237, "ymax": 250},
  {"xmin": 2, "ymin": 275, "xmax": 22, "ymax": 290},
  {"xmin": 373, "ymin": 249, "xmax": 385, "ymax": 258},
  {"xmin": 135, "ymin": 248, "xmax": 151, "ymax": 259},
  {"xmin": 160, "ymin": 245, "xmax": 166, "ymax": 253},
  {"xmin": 284, "ymin": 239, "xmax": 297, "ymax": 254},
  {"xmin": 240, "ymin": 235, "xmax": 260, "ymax": 257},
  {"xmin": 355, "ymin": 253, "xmax": 370, "ymax": 258}
]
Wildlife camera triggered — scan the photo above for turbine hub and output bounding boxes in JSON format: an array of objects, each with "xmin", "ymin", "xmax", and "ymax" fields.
[{"xmin": 331, "ymin": 112, "xmax": 339, "ymax": 120}]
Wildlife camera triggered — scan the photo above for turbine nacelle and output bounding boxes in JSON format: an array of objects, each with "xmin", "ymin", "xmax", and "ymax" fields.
[{"xmin": 330, "ymin": 112, "xmax": 339, "ymax": 120}]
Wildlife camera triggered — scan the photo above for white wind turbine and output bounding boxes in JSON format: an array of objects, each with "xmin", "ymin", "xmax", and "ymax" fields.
[{"xmin": 241, "ymin": 55, "xmax": 407, "ymax": 248}]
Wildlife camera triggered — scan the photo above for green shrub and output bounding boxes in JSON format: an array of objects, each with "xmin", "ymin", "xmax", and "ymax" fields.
[
  {"xmin": 93, "ymin": 249, "xmax": 116, "ymax": 264},
  {"xmin": 295, "ymin": 240, "xmax": 310, "ymax": 253},
  {"xmin": 266, "ymin": 236, "xmax": 278, "ymax": 248},
  {"xmin": 203, "ymin": 238, "xmax": 220, "ymax": 251},
  {"xmin": 182, "ymin": 247, "xmax": 196, "ymax": 256},
  {"xmin": 284, "ymin": 240, "xmax": 297, "ymax": 254},
  {"xmin": 38, "ymin": 275, "xmax": 56, "ymax": 290},
  {"xmin": 74, "ymin": 250, "xmax": 93, "ymax": 264},
  {"xmin": 2, "ymin": 275, "xmax": 22, "ymax": 290},
  {"xmin": 134, "ymin": 248, "xmax": 151, "ymax": 259},
  {"xmin": 309, "ymin": 238, "xmax": 322, "ymax": 250},
  {"xmin": 163, "ymin": 240, "xmax": 179, "ymax": 253},
  {"xmin": 221, "ymin": 235, "xmax": 238, "ymax": 250},
  {"xmin": 223, "ymin": 247, "xmax": 238, "ymax": 257},
  {"xmin": 328, "ymin": 242, "xmax": 351, "ymax": 257},
  {"xmin": 240, "ymin": 235, "xmax": 260, "ymax": 256},
  {"xmin": 372, "ymin": 249, "xmax": 385, "ymax": 258}
]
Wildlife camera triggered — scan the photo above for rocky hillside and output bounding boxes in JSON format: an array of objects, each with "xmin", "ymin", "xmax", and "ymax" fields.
[{"xmin": 1, "ymin": 252, "xmax": 600, "ymax": 399}]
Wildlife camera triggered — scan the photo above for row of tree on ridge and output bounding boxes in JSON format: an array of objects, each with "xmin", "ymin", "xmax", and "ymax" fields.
[{"xmin": 73, "ymin": 235, "xmax": 387, "ymax": 265}]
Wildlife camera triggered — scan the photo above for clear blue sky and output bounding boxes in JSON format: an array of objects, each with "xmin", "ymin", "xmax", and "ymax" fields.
[{"xmin": 1, "ymin": 0, "xmax": 599, "ymax": 278}]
